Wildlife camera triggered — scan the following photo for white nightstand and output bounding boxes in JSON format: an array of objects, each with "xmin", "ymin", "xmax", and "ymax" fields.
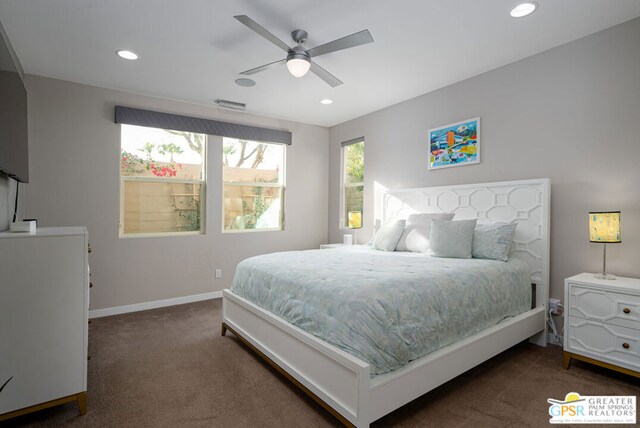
[
  {"xmin": 563, "ymin": 273, "xmax": 640, "ymax": 378},
  {"xmin": 320, "ymin": 243, "xmax": 351, "ymax": 249}
]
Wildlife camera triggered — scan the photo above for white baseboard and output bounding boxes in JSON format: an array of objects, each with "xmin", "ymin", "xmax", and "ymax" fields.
[{"xmin": 89, "ymin": 291, "xmax": 222, "ymax": 319}]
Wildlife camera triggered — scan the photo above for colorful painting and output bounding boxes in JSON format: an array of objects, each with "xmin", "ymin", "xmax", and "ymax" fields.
[{"xmin": 428, "ymin": 117, "xmax": 480, "ymax": 170}]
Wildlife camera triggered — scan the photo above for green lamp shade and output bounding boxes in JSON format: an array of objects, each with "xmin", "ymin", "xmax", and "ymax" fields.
[{"xmin": 589, "ymin": 211, "xmax": 621, "ymax": 243}]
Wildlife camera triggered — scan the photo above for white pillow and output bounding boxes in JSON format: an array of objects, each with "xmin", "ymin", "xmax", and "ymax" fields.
[
  {"xmin": 472, "ymin": 222, "xmax": 517, "ymax": 261},
  {"xmin": 429, "ymin": 219, "xmax": 477, "ymax": 259},
  {"xmin": 372, "ymin": 218, "xmax": 406, "ymax": 251},
  {"xmin": 396, "ymin": 212, "xmax": 455, "ymax": 253}
]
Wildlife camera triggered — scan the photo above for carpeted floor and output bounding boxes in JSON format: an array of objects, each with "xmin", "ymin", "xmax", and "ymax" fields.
[{"xmin": 2, "ymin": 299, "xmax": 638, "ymax": 427}]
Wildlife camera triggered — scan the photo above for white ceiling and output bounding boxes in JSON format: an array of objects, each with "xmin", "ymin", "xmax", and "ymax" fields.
[{"xmin": 1, "ymin": 0, "xmax": 639, "ymax": 127}]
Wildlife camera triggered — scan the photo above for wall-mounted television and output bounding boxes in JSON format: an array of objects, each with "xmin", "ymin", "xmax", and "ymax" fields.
[{"xmin": 0, "ymin": 22, "xmax": 28, "ymax": 183}]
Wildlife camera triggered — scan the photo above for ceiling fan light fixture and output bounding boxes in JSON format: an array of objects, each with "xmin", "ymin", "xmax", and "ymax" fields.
[{"xmin": 286, "ymin": 57, "xmax": 311, "ymax": 78}]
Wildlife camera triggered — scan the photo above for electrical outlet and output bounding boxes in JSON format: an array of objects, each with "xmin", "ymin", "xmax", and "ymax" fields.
[{"xmin": 215, "ymin": 269, "xmax": 222, "ymax": 279}]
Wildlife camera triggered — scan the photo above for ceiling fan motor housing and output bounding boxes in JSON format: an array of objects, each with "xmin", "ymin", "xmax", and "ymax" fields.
[{"xmin": 287, "ymin": 45, "xmax": 311, "ymax": 62}]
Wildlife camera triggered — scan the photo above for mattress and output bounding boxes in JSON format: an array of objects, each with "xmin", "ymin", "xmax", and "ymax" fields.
[{"xmin": 230, "ymin": 246, "xmax": 532, "ymax": 376}]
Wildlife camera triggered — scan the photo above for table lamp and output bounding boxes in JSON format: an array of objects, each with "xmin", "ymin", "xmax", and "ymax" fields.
[
  {"xmin": 348, "ymin": 211, "xmax": 362, "ymax": 244},
  {"xmin": 589, "ymin": 211, "xmax": 621, "ymax": 280}
]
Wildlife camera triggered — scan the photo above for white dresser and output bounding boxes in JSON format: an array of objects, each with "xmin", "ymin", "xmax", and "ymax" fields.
[
  {"xmin": 0, "ymin": 227, "xmax": 89, "ymax": 421},
  {"xmin": 563, "ymin": 273, "xmax": 640, "ymax": 378}
]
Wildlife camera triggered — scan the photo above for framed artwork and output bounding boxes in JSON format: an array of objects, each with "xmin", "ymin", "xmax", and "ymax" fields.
[{"xmin": 428, "ymin": 117, "xmax": 480, "ymax": 170}]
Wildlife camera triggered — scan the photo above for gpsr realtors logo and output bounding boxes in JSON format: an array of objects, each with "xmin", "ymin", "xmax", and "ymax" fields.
[{"xmin": 548, "ymin": 392, "xmax": 636, "ymax": 424}]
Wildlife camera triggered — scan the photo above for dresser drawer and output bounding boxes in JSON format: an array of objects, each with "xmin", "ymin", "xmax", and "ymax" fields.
[
  {"xmin": 566, "ymin": 316, "xmax": 640, "ymax": 371},
  {"xmin": 568, "ymin": 284, "xmax": 640, "ymax": 330}
]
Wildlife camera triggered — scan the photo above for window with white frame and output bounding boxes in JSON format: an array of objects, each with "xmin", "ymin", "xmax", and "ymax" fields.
[
  {"xmin": 342, "ymin": 138, "xmax": 364, "ymax": 229},
  {"xmin": 222, "ymin": 138, "xmax": 285, "ymax": 232},
  {"xmin": 120, "ymin": 124, "xmax": 206, "ymax": 236}
]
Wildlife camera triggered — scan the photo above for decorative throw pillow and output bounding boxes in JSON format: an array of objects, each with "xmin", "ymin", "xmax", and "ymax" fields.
[
  {"xmin": 372, "ymin": 218, "xmax": 406, "ymax": 251},
  {"xmin": 472, "ymin": 222, "xmax": 517, "ymax": 262},
  {"xmin": 396, "ymin": 212, "xmax": 455, "ymax": 253},
  {"xmin": 429, "ymin": 219, "xmax": 477, "ymax": 259}
]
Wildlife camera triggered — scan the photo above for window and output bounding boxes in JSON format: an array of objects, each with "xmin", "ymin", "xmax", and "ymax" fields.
[
  {"xmin": 342, "ymin": 139, "xmax": 364, "ymax": 228},
  {"xmin": 120, "ymin": 124, "xmax": 206, "ymax": 236},
  {"xmin": 222, "ymin": 138, "xmax": 285, "ymax": 232}
]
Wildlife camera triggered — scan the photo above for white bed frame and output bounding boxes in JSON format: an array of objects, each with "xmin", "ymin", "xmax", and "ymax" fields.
[{"xmin": 222, "ymin": 178, "xmax": 550, "ymax": 427}]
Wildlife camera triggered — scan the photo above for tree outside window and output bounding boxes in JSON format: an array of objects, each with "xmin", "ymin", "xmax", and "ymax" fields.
[
  {"xmin": 222, "ymin": 138, "xmax": 285, "ymax": 232},
  {"xmin": 343, "ymin": 140, "xmax": 364, "ymax": 228},
  {"xmin": 120, "ymin": 124, "xmax": 206, "ymax": 236}
]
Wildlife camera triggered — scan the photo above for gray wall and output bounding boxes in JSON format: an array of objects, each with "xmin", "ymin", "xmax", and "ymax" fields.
[
  {"xmin": 23, "ymin": 75, "xmax": 329, "ymax": 310},
  {"xmin": 329, "ymin": 18, "xmax": 640, "ymax": 302}
]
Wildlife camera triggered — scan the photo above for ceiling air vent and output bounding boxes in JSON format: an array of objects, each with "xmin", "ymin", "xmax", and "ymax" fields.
[{"xmin": 214, "ymin": 99, "xmax": 247, "ymax": 111}]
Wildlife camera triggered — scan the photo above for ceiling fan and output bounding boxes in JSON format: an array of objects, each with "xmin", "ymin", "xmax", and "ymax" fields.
[{"xmin": 234, "ymin": 15, "xmax": 374, "ymax": 87}]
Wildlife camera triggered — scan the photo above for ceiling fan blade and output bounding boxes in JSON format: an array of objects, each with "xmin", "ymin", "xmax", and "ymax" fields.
[
  {"xmin": 307, "ymin": 29, "xmax": 373, "ymax": 58},
  {"xmin": 234, "ymin": 15, "xmax": 291, "ymax": 53},
  {"xmin": 240, "ymin": 59, "xmax": 287, "ymax": 75},
  {"xmin": 309, "ymin": 61, "xmax": 343, "ymax": 87}
]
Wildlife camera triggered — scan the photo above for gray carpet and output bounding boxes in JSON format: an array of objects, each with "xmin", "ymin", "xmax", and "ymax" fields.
[{"xmin": 2, "ymin": 299, "xmax": 638, "ymax": 427}]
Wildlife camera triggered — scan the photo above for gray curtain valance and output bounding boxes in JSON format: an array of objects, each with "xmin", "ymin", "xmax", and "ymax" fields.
[
  {"xmin": 341, "ymin": 137, "xmax": 364, "ymax": 147},
  {"xmin": 115, "ymin": 106, "xmax": 292, "ymax": 145}
]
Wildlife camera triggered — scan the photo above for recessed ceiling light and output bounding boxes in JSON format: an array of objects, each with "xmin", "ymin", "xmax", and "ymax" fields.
[
  {"xmin": 116, "ymin": 50, "xmax": 138, "ymax": 60},
  {"xmin": 510, "ymin": 2, "xmax": 537, "ymax": 18},
  {"xmin": 235, "ymin": 78, "xmax": 256, "ymax": 87},
  {"xmin": 320, "ymin": 99, "xmax": 333, "ymax": 105}
]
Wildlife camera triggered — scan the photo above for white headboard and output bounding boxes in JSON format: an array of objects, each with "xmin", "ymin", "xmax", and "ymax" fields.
[{"xmin": 383, "ymin": 178, "xmax": 550, "ymax": 310}]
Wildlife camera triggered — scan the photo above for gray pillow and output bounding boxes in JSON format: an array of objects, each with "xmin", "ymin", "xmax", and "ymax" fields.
[
  {"xmin": 372, "ymin": 218, "xmax": 406, "ymax": 251},
  {"xmin": 429, "ymin": 219, "xmax": 477, "ymax": 259},
  {"xmin": 472, "ymin": 222, "xmax": 517, "ymax": 261},
  {"xmin": 396, "ymin": 212, "xmax": 455, "ymax": 253}
]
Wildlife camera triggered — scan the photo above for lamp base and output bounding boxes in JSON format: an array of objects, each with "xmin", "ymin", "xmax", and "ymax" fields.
[{"xmin": 594, "ymin": 272, "xmax": 616, "ymax": 280}]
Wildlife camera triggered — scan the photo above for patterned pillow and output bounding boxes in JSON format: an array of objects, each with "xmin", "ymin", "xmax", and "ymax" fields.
[
  {"xmin": 372, "ymin": 218, "xmax": 406, "ymax": 251},
  {"xmin": 396, "ymin": 212, "xmax": 455, "ymax": 253},
  {"xmin": 472, "ymin": 222, "xmax": 517, "ymax": 262},
  {"xmin": 429, "ymin": 219, "xmax": 477, "ymax": 259}
]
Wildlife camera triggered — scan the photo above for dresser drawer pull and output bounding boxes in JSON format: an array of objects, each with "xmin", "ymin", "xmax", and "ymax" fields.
[
  {"xmin": 623, "ymin": 307, "xmax": 631, "ymax": 314},
  {"xmin": 622, "ymin": 343, "xmax": 630, "ymax": 349}
]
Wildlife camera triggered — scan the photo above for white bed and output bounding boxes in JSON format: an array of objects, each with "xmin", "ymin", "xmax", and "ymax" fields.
[{"xmin": 222, "ymin": 178, "xmax": 550, "ymax": 427}]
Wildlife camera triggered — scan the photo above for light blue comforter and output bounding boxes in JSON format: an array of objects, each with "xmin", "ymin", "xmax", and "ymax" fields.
[{"xmin": 230, "ymin": 247, "xmax": 531, "ymax": 376}]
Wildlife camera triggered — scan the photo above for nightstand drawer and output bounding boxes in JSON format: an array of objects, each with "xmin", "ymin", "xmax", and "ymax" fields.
[
  {"xmin": 567, "ymin": 316, "xmax": 640, "ymax": 371},
  {"xmin": 568, "ymin": 284, "xmax": 640, "ymax": 330}
]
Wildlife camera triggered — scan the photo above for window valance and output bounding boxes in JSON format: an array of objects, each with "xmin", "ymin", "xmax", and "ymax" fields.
[{"xmin": 115, "ymin": 106, "xmax": 292, "ymax": 145}]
